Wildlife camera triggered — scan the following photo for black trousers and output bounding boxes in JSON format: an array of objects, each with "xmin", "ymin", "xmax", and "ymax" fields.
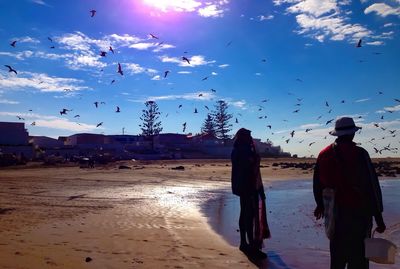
[
  {"xmin": 239, "ymin": 195, "xmax": 257, "ymax": 245},
  {"xmin": 330, "ymin": 209, "xmax": 372, "ymax": 269}
]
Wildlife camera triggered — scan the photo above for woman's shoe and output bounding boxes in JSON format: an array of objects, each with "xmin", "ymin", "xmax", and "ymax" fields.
[{"xmin": 239, "ymin": 243, "xmax": 249, "ymax": 253}]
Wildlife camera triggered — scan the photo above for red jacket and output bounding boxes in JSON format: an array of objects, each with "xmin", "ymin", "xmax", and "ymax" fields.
[{"xmin": 314, "ymin": 141, "xmax": 383, "ymax": 215}]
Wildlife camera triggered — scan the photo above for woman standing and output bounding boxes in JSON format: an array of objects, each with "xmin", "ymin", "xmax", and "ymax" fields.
[{"xmin": 231, "ymin": 128, "xmax": 270, "ymax": 259}]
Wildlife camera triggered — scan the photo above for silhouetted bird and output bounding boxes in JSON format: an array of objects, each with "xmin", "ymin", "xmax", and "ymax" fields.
[
  {"xmin": 356, "ymin": 39, "xmax": 362, "ymax": 48},
  {"xmin": 211, "ymin": 89, "xmax": 216, "ymax": 93},
  {"xmin": 100, "ymin": 51, "xmax": 107, "ymax": 57},
  {"xmin": 226, "ymin": 41, "xmax": 232, "ymax": 47},
  {"xmin": 109, "ymin": 46, "xmax": 114, "ymax": 54},
  {"xmin": 293, "ymin": 109, "xmax": 300, "ymax": 113},
  {"xmin": 74, "ymin": 115, "xmax": 80, "ymax": 118},
  {"xmin": 60, "ymin": 108, "xmax": 71, "ymax": 115},
  {"xmin": 296, "ymin": 78, "xmax": 303, "ymax": 82},
  {"xmin": 198, "ymin": 93, "xmax": 203, "ymax": 97},
  {"xmin": 4, "ymin": 65, "xmax": 17, "ymax": 74},
  {"xmin": 309, "ymin": 142, "xmax": 316, "ymax": 146},
  {"xmin": 182, "ymin": 122, "xmax": 187, "ymax": 132},
  {"xmin": 290, "ymin": 130, "xmax": 295, "ymax": 137},
  {"xmin": 317, "ymin": 115, "xmax": 322, "ymax": 120},
  {"xmin": 235, "ymin": 118, "xmax": 239, "ymax": 124},
  {"xmin": 117, "ymin": 63, "xmax": 123, "ymax": 75},
  {"xmin": 202, "ymin": 76, "xmax": 209, "ymax": 81},
  {"xmin": 111, "ymin": 80, "xmax": 115, "ymax": 84},
  {"xmin": 90, "ymin": 10, "xmax": 96, "ymax": 17},
  {"xmin": 48, "ymin": 37, "xmax": 53, "ymax": 42},
  {"xmin": 326, "ymin": 119, "xmax": 334, "ymax": 125},
  {"xmin": 96, "ymin": 122, "xmax": 103, "ymax": 127},
  {"xmin": 395, "ymin": 98, "xmax": 400, "ymax": 103},
  {"xmin": 16, "ymin": 116, "xmax": 24, "ymax": 120},
  {"xmin": 164, "ymin": 70, "xmax": 170, "ymax": 78},
  {"xmin": 178, "ymin": 104, "xmax": 182, "ymax": 108},
  {"xmin": 194, "ymin": 108, "xmax": 198, "ymax": 113},
  {"xmin": 50, "ymin": 46, "xmax": 55, "ymax": 49},
  {"xmin": 10, "ymin": 41, "xmax": 17, "ymax": 47},
  {"xmin": 305, "ymin": 128, "xmax": 312, "ymax": 133},
  {"xmin": 285, "ymin": 139, "xmax": 290, "ymax": 144},
  {"xmin": 204, "ymin": 105, "xmax": 209, "ymax": 110},
  {"xmin": 149, "ymin": 33, "xmax": 159, "ymax": 39},
  {"xmin": 267, "ymin": 125, "xmax": 271, "ymax": 129},
  {"xmin": 31, "ymin": 121, "xmax": 36, "ymax": 126},
  {"xmin": 116, "ymin": 106, "xmax": 120, "ymax": 113},
  {"xmin": 182, "ymin": 56, "xmax": 190, "ymax": 65},
  {"xmin": 325, "ymin": 101, "xmax": 329, "ymax": 107},
  {"xmin": 94, "ymin": 102, "xmax": 99, "ymax": 108}
]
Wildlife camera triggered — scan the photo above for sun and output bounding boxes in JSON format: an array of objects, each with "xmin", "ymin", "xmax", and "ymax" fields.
[{"xmin": 142, "ymin": 0, "xmax": 202, "ymax": 12}]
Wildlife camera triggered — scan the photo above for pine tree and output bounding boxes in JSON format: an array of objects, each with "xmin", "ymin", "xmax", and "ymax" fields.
[
  {"xmin": 212, "ymin": 100, "xmax": 233, "ymax": 144},
  {"xmin": 201, "ymin": 113, "xmax": 216, "ymax": 137},
  {"xmin": 139, "ymin": 101, "xmax": 163, "ymax": 136}
]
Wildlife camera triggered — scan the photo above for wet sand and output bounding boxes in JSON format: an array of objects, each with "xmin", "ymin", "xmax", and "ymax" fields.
[
  {"xmin": 0, "ymin": 159, "xmax": 398, "ymax": 268},
  {"xmin": 203, "ymin": 179, "xmax": 400, "ymax": 269}
]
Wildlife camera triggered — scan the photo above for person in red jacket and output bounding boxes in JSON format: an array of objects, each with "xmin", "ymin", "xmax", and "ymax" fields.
[{"xmin": 313, "ymin": 117, "xmax": 386, "ymax": 269}]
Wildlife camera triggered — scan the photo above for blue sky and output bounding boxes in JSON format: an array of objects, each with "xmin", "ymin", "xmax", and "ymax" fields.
[{"xmin": 0, "ymin": 0, "xmax": 399, "ymax": 157}]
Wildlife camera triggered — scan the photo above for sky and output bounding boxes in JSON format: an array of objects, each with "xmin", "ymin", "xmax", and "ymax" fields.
[{"xmin": 0, "ymin": 0, "xmax": 399, "ymax": 158}]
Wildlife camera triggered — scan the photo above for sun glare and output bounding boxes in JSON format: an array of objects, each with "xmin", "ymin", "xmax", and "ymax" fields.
[{"xmin": 142, "ymin": 0, "xmax": 202, "ymax": 12}]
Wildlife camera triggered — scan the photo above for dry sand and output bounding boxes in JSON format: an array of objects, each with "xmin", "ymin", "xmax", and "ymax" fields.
[{"xmin": 0, "ymin": 158, "xmax": 398, "ymax": 268}]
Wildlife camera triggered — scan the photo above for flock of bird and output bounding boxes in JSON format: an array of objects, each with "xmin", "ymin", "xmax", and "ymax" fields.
[{"xmin": 2, "ymin": 8, "xmax": 399, "ymax": 156}]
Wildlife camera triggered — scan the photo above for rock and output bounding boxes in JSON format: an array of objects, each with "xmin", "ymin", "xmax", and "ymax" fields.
[
  {"xmin": 171, "ymin": 166, "xmax": 185, "ymax": 170},
  {"xmin": 118, "ymin": 165, "xmax": 131, "ymax": 169},
  {"xmin": 85, "ymin": 257, "xmax": 92, "ymax": 263}
]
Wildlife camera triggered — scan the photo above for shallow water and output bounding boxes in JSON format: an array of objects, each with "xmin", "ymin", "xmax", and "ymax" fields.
[{"xmin": 202, "ymin": 179, "xmax": 400, "ymax": 269}]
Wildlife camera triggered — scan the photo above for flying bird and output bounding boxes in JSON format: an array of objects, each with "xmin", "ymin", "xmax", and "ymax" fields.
[
  {"xmin": 293, "ymin": 109, "xmax": 300, "ymax": 113},
  {"xmin": 309, "ymin": 142, "xmax": 316, "ymax": 147},
  {"xmin": 31, "ymin": 121, "xmax": 36, "ymax": 126},
  {"xmin": 96, "ymin": 122, "xmax": 103, "ymax": 128},
  {"xmin": 211, "ymin": 89, "xmax": 216, "ymax": 93},
  {"xmin": 182, "ymin": 56, "xmax": 190, "ymax": 65},
  {"xmin": 285, "ymin": 139, "xmax": 290, "ymax": 144},
  {"xmin": 317, "ymin": 115, "xmax": 322, "ymax": 120},
  {"xmin": 109, "ymin": 46, "xmax": 114, "ymax": 54},
  {"xmin": 111, "ymin": 79, "xmax": 115, "ymax": 84},
  {"xmin": 305, "ymin": 128, "xmax": 312, "ymax": 133},
  {"xmin": 117, "ymin": 63, "xmax": 123, "ymax": 75},
  {"xmin": 235, "ymin": 118, "xmax": 239, "ymax": 124},
  {"xmin": 149, "ymin": 33, "xmax": 159, "ymax": 39},
  {"xmin": 47, "ymin": 37, "xmax": 53, "ymax": 42},
  {"xmin": 356, "ymin": 39, "xmax": 362, "ymax": 48},
  {"xmin": 100, "ymin": 51, "xmax": 107, "ymax": 57},
  {"xmin": 74, "ymin": 115, "xmax": 80, "ymax": 118},
  {"xmin": 226, "ymin": 41, "xmax": 232, "ymax": 47},
  {"xmin": 194, "ymin": 108, "xmax": 198, "ymax": 113},
  {"xmin": 198, "ymin": 93, "xmax": 203, "ymax": 97},
  {"xmin": 50, "ymin": 46, "xmax": 55, "ymax": 49},
  {"xmin": 164, "ymin": 70, "xmax": 170, "ymax": 78},
  {"xmin": 94, "ymin": 102, "xmax": 99, "ymax": 108},
  {"xmin": 116, "ymin": 106, "xmax": 120, "ymax": 113},
  {"xmin": 60, "ymin": 108, "xmax": 71, "ymax": 115},
  {"xmin": 325, "ymin": 101, "xmax": 329, "ymax": 107},
  {"xmin": 10, "ymin": 40, "xmax": 17, "ymax": 47},
  {"xmin": 326, "ymin": 119, "xmax": 334, "ymax": 125},
  {"xmin": 4, "ymin": 65, "xmax": 17, "ymax": 74},
  {"xmin": 178, "ymin": 104, "xmax": 182, "ymax": 109},
  {"xmin": 267, "ymin": 125, "xmax": 272, "ymax": 129},
  {"xmin": 296, "ymin": 78, "xmax": 303, "ymax": 83},
  {"xmin": 394, "ymin": 98, "xmax": 400, "ymax": 103},
  {"xmin": 204, "ymin": 105, "xmax": 209, "ymax": 110},
  {"xmin": 90, "ymin": 10, "xmax": 96, "ymax": 17},
  {"xmin": 182, "ymin": 122, "xmax": 187, "ymax": 133},
  {"xmin": 16, "ymin": 116, "xmax": 25, "ymax": 120},
  {"xmin": 290, "ymin": 130, "xmax": 295, "ymax": 138},
  {"xmin": 202, "ymin": 76, "xmax": 209, "ymax": 81}
]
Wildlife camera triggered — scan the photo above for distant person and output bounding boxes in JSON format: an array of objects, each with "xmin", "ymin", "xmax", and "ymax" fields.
[
  {"xmin": 231, "ymin": 128, "xmax": 270, "ymax": 259},
  {"xmin": 313, "ymin": 117, "xmax": 386, "ymax": 269}
]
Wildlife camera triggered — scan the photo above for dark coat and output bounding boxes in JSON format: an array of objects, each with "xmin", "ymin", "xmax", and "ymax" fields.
[{"xmin": 231, "ymin": 145, "xmax": 258, "ymax": 197}]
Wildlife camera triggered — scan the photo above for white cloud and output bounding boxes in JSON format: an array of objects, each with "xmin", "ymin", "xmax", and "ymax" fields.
[
  {"xmin": 259, "ymin": 15, "xmax": 274, "ymax": 21},
  {"xmin": 211, "ymin": 72, "xmax": 218, "ymax": 76},
  {"xmin": 30, "ymin": 0, "xmax": 49, "ymax": 6},
  {"xmin": 228, "ymin": 100, "xmax": 247, "ymax": 109},
  {"xmin": 129, "ymin": 42, "xmax": 157, "ymax": 50},
  {"xmin": 178, "ymin": 71, "xmax": 192, "ymax": 74},
  {"xmin": 366, "ymin": 41, "xmax": 384, "ymax": 46},
  {"xmin": 198, "ymin": 4, "xmax": 225, "ymax": 17},
  {"xmin": 125, "ymin": 63, "xmax": 158, "ymax": 75},
  {"xmin": 364, "ymin": 3, "xmax": 400, "ymax": 17},
  {"xmin": 131, "ymin": 91, "xmax": 216, "ymax": 102},
  {"xmin": 159, "ymin": 55, "xmax": 216, "ymax": 67},
  {"xmin": 0, "ymin": 71, "xmax": 90, "ymax": 92},
  {"xmin": 384, "ymin": 104, "xmax": 400, "ymax": 112},
  {"xmin": 355, "ymin": 98, "xmax": 371, "ymax": 102},
  {"xmin": 300, "ymin": 123, "xmax": 322, "ymax": 129},
  {"xmin": 218, "ymin": 64, "xmax": 230, "ymax": 68},
  {"xmin": 0, "ymin": 99, "xmax": 19, "ymax": 104},
  {"xmin": 143, "ymin": 0, "xmax": 201, "ymax": 12},
  {"xmin": 0, "ymin": 111, "xmax": 100, "ymax": 132},
  {"xmin": 275, "ymin": 0, "xmax": 373, "ymax": 43},
  {"xmin": 0, "ymin": 50, "xmax": 34, "ymax": 60},
  {"xmin": 255, "ymin": 72, "xmax": 262, "ymax": 76},
  {"xmin": 152, "ymin": 43, "xmax": 176, "ymax": 52},
  {"xmin": 383, "ymin": 23, "xmax": 394, "ymax": 27},
  {"xmin": 151, "ymin": 75, "xmax": 161, "ymax": 80}
]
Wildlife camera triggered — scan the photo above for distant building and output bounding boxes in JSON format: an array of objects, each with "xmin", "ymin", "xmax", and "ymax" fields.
[
  {"xmin": 0, "ymin": 122, "xmax": 29, "ymax": 145},
  {"xmin": 65, "ymin": 133, "xmax": 107, "ymax": 146},
  {"xmin": 30, "ymin": 136, "xmax": 64, "ymax": 149}
]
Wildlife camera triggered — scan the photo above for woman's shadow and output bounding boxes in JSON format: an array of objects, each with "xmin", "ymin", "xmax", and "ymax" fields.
[{"xmin": 244, "ymin": 250, "xmax": 292, "ymax": 269}]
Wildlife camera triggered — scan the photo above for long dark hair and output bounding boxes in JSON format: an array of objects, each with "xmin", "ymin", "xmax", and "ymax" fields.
[{"xmin": 233, "ymin": 128, "xmax": 253, "ymax": 148}]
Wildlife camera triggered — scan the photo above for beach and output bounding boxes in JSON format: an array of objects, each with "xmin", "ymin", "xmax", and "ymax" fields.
[{"xmin": 0, "ymin": 158, "xmax": 399, "ymax": 268}]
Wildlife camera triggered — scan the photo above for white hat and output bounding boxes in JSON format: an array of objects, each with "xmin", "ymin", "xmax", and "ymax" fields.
[{"xmin": 329, "ymin": 117, "xmax": 362, "ymax": 136}]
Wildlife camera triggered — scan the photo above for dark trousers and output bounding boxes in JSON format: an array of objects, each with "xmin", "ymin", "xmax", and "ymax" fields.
[
  {"xmin": 330, "ymin": 208, "xmax": 372, "ymax": 269},
  {"xmin": 239, "ymin": 195, "xmax": 257, "ymax": 245}
]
